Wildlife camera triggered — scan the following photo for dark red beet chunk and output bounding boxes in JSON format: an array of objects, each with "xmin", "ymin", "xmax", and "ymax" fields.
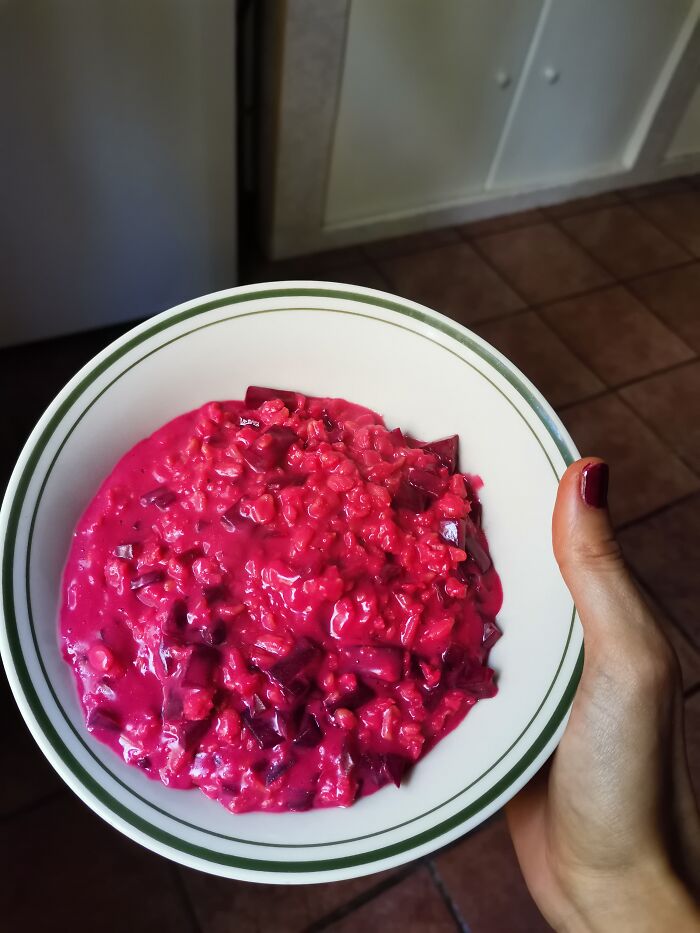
[
  {"xmin": 341, "ymin": 645, "xmax": 403, "ymax": 683},
  {"xmin": 243, "ymin": 712, "xmax": 284, "ymax": 749},
  {"xmin": 393, "ymin": 478, "xmax": 431, "ymax": 513},
  {"xmin": 243, "ymin": 426, "xmax": 297, "ymax": 472},
  {"xmin": 293, "ymin": 710, "xmax": 322, "ymax": 747},
  {"xmin": 87, "ymin": 707, "xmax": 121, "ymax": 731},
  {"xmin": 465, "ymin": 534, "xmax": 491, "ymax": 573},
  {"xmin": 406, "ymin": 467, "xmax": 445, "ymax": 499},
  {"xmin": 422, "ymin": 435, "xmax": 459, "ymax": 474},
  {"xmin": 359, "ymin": 752, "xmax": 410, "ymax": 788},
  {"xmin": 245, "ymin": 386, "xmax": 300, "ymax": 411},
  {"xmin": 481, "ymin": 619, "xmax": 502, "ymax": 651},
  {"xmin": 268, "ymin": 638, "xmax": 319, "ymax": 692},
  {"xmin": 183, "ymin": 646, "xmax": 219, "ymax": 688},
  {"xmin": 326, "ymin": 678, "xmax": 375, "ymax": 713},
  {"xmin": 140, "ymin": 486, "xmax": 176, "ymax": 510},
  {"xmin": 130, "ymin": 570, "xmax": 164, "ymax": 590},
  {"xmin": 265, "ymin": 757, "xmax": 295, "ymax": 786}
]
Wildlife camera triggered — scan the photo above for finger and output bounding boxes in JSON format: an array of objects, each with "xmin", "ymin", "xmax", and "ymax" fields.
[{"xmin": 552, "ymin": 458, "xmax": 661, "ymax": 659}]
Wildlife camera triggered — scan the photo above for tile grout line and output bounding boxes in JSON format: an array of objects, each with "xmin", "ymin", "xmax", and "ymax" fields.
[
  {"xmin": 170, "ymin": 866, "xmax": 204, "ymax": 933},
  {"xmin": 459, "ymin": 229, "xmax": 533, "ymax": 310},
  {"xmin": 555, "ymin": 355, "xmax": 700, "ymax": 416},
  {"xmin": 623, "ymin": 188, "xmax": 698, "ymax": 257},
  {"xmin": 615, "ymin": 488, "xmax": 700, "ymax": 536},
  {"xmin": 427, "ymin": 860, "xmax": 472, "ymax": 933},
  {"xmin": 631, "ymin": 569, "xmax": 700, "ymax": 666},
  {"xmin": 304, "ymin": 862, "xmax": 421, "ymax": 933},
  {"xmin": 615, "ymin": 391, "xmax": 700, "ymax": 481}
]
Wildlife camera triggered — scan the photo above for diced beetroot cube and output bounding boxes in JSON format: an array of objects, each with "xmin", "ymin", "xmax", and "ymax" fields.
[
  {"xmin": 385, "ymin": 754, "xmax": 410, "ymax": 787},
  {"xmin": 321, "ymin": 409, "xmax": 336, "ymax": 431},
  {"xmin": 358, "ymin": 753, "xmax": 409, "ymax": 788},
  {"xmin": 422, "ymin": 435, "xmax": 459, "ymax": 474},
  {"xmin": 162, "ymin": 687, "xmax": 184, "ymax": 721},
  {"xmin": 243, "ymin": 426, "xmax": 297, "ymax": 472},
  {"xmin": 140, "ymin": 486, "xmax": 176, "ymax": 510},
  {"xmin": 407, "ymin": 467, "xmax": 445, "ymax": 499},
  {"xmin": 177, "ymin": 719, "xmax": 210, "ymax": 752},
  {"xmin": 293, "ymin": 710, "xmax": 322, "ymax": 748},
  {"xmin": 238, "ymin": 414, "xmax": 262, "ymax": 429},
  {"xmin": 245, "ymin": 386, "xmax": 300, "ymax": 411},
  {"xmin": 220, "ymin": 506, "xmax": 245, "ymax": 532},
  {"xmin": 341, "ymin": 645, "xmax": 403, "ymax": 683},
  {"xmin": 389, "ymin": 427, "xmax": 406, "ymax": 444},
  {"xmin": 465, "ymin": 534, "xmax": 491, "ymax": 573},
  {"xmin": 439, "ymin": 517, "xmax": 466, "ymax": 550},
  {"xmin": 325, "ymin": 678, "xmax": 375, "ymax": 713},
  {"xmin": 459, "ymin": 665, "xmax": 497, "ymax": 699},
  {"xmin": 130, "ymin": 569, "xmax": 164, "ymax": 590},
  {"xmin": 286, "ymin": 787, "xmax": 315, "ymax": 811},
  {"xmin": 87, "ymin": 707, "xmax": 121, "ymax": 731},
  {"xmin": 162, "ymin": 599, "xmax": 188, "ymax": 638},
  {"xmin": 113, "ymin": 543, "xmax": 134, "ymax": 559},
  {"xmin": 183, "ymin": 646, "xmax": 219, "ymax": 688},
  {"xmin": 268, "ymin": 638, "xmax": 319, "ymax": 696},
  {"xmin": 481, "ymin": 619, "xmax": 502, "ymax": 651},
  {"xmin": 265, "ymin": 756, "xmax": 295, "ymax": 786},
  {"xmin": 242, "ymin": 712, "xmax": 284, "ymax": 749},
  {"xmin": 393, "ymin": 478, "xmax": 431, "ymax": 513}
]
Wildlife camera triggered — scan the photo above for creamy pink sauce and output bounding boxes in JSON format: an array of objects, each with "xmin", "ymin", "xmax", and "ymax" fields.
[{"xmin": 61, "ymin": 388, "xmax": 502, "ymax": 812}]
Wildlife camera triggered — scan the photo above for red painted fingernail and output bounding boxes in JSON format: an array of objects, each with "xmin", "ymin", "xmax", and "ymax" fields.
[{"xmin": 580, "ymin": 462, "xmax": 609, "ymax": 509}]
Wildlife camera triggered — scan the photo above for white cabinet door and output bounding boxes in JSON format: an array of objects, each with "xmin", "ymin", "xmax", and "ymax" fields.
[
  {"xmin": 490, "ymin": 0, "xmax": 694, "ymax": 190},
  {"xmin": 324, "ymin": 0, "xmax": 543, "ymax": 227}
]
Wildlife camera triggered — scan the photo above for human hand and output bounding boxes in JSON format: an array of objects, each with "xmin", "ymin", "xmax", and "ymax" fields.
[{"xmin": 507, "ymin": 458, "xmax": 700, "ymax": 932}]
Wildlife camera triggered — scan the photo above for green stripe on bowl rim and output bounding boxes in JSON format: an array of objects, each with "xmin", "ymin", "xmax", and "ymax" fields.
[{"xmin": 1, "ymin": 285, "xmax": 582, "ymax": 874}]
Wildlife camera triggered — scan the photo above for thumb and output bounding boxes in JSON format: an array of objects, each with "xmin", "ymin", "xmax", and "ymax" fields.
[{"xmin": 552, "ymin": 458, "xmax": 653, "ymax": 659}]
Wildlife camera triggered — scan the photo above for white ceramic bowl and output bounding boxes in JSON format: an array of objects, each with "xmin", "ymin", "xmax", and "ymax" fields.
[{"xmin": 0, "ymin": 282, "xmax": 582, "ymax": 883}]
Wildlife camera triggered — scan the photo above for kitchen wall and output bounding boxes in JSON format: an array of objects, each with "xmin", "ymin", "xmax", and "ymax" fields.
[
  {"xmin": 0, "ymin": 0, "xmax": 236, "ymax": 347},
  {"xmin": 262, "ymin": 0, "xmax": 700, "ymax": 259}
]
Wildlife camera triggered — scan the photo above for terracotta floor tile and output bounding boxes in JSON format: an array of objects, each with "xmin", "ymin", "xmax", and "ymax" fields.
[
  {"xmin": 621, "ymin": 177, "xmax": 692, "ymax": 200},
  {"xmin": 459, "ymin": 208, "xmax": 546, "ymax": 237},
  {"xmin": 435, "ymin": 816, "xmax": 550, "ymax": 933},
  {"xmin": 638, "ymin": 585, "xmax": 700, "ymax": 691},
  {"xmin": 618, "ymin": 494, "xmax": 700, "ymax": 643},
  {"xmin": 378, "ymin": 241, "xmax": 524, "ymax": 325},
  {"xmin": 635, "ymin": 191, "xmax": 700, "ymax": 257},
  {"xmin": 326, "ymin": 867, "xmax": 457, "ymax": 933},
  {"xmin": 0, "ymin": 673, "xmax": 62, "ymax": 816},
  {"xmin": 181, "ymin": 864, "xmax": 397, "ymax": 933},
  {"xmin": 685, "ymin": 691, "xmax": 700, "ymax": 800},
  {"xmin": 542, "ymin": 286, "xmax": 694, "ymax": 387},
  {"xmin": 474, "ymin": 311, "xmax": 604, "ymax": 408},
  {"xmin": 1, "ymin": 796, "xmax": 190, "ymax": 932},
  {"xmin": 560, "ymin": 205, "xmax": 689, "ymax": 279},
  {"xmin": 628, "ymin": 263, "xmax": 700, "ymax": 354},
  {"xmin": 620, "ymin": 363, "xmax": 700, "ymax": 472},
  {"xmin": 474, "ymin": 223, "xmax": 611, "ymax": 304},
  {"xmin": 542, "ymin": 191, "xmax": 623, "ymax": 218},
  {"xmin": 363, "ymin": 227, "xmax": 459, "ymax": 261},
  {"xmin": 559, "ymin": 394, "xmax": 699, "ymax": 526}
]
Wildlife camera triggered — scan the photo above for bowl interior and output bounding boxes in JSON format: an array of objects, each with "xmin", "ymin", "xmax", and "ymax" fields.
[{"xmin": 2, "ymin": 284, "xmax": 581, "ymax": 881}]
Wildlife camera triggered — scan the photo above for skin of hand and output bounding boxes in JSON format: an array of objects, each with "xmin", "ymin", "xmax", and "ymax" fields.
[{"xmin": 506, "ymin": 458, "xmax": 700, "ymax": 932}]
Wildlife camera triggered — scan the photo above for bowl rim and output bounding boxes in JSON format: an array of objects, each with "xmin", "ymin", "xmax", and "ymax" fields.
[{"xmin": 0, "ymin": 281, "xmax": 582, "ymax": 882}]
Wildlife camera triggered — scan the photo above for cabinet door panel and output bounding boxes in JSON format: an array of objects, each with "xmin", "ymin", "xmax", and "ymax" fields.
[
  {"xmin": 491, "ymin": 0, "xmax": 693, "ymax": 189},
  {"xmin": 325, "ymin": 0, "xmax": 542, "ymax": 226}
]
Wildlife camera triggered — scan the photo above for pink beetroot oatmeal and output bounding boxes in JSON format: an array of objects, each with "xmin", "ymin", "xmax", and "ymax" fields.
[{"xmin": 60, "ymin": 387, "xmax": 503, "ymax": 813}]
